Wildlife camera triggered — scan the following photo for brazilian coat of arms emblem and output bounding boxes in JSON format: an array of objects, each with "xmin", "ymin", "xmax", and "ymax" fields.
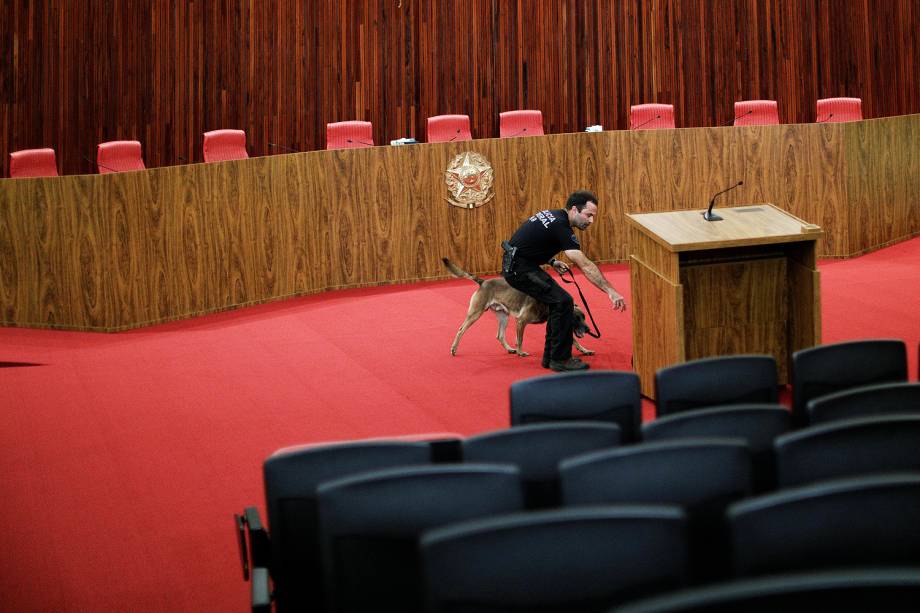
[{"xmin": 444, "ymin": 151, "xmax": 495, "ymax": 209}]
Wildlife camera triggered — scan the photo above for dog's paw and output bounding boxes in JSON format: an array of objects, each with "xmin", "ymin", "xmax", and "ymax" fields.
[
  {"xmin": 450, "ymin": 348, "xmax": 457, "ymax": 356},
  {"xmin": 579, "ymin": 348, "xmax": 596, "ymax": 356},
  {"xmin": 516, "ymin": 351, "xmax": 530, "ymax": 357}
]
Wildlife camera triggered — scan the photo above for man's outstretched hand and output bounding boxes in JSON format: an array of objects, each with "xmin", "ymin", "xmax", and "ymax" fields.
[{"xmin": 609, "ymin": 290, "xmax": 627, "ymax": 312}]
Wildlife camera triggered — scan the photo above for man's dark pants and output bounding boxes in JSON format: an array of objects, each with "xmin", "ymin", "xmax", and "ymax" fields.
[{"xmin": 503, "ymin": 268, "xmax": 574, "ymax": 363}]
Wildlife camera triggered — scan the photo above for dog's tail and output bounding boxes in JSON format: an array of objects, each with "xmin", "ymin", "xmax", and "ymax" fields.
[{"xmin": 442, "ymin": 258, "xmax": 485, "ymax": 286}]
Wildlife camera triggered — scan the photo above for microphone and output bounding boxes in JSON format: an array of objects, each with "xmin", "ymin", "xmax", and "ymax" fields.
[
  {"xmin": 448, "ymin": 128, "xmax": 461, "ymax": 142},
  {"xmin": 702, "ymin": 180, "xmax": 744, "ymax": 222},
  {"xmin": 817, "ymin": 113, "xmax": 834, "ymax": 123},
  {"xmin": 268, "ymin": 142, "xmax": 299, "ymax": 153},
  {"xmin": 630, "ymin": 114, "xmax": 660, "ymax": 130},
  {"xmin": 724, "ymin": 110, "xmax": 753, "ymax": 126},
  {"xmin": 83, "ymin": 154, "xmax": 117, "ymax": 174},
  {"xmin": 346, "ymin": 139, "xmax": 374, "ymax": 146},
  {"xmin": 506, "ymin": 128, "xmax": 528, "ymax": 138},
  {"xmin": 177, "ymin": 155, "xmax": 187, "ymax": 163}
]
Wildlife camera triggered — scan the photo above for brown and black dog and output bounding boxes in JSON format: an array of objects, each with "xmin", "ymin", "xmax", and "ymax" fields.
[{"xmin": 443, "ymin": 258, "xmax": 594, "ymax": 357}]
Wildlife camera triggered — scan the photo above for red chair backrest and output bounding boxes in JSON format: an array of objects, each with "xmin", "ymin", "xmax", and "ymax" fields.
[
  {"xmin": 326, "ymin": 121, "xmax": 374, "ymax": 150},
  {"xmin": 816, "ymin": 97, "xmax": 863, "ymax": 123},
  {"xmin": 203, "ymin": 129, "xmax": 249, "ymax": 162},
  {"xmin": 427, "ymin": 115, "xmax": 472, "ymax": 143},
  {"xmin": 499, "ymin": 110, "xmax": 544, "ymax": 138},
  {"xmin": 9, "ymin": 148, "xmax": 59, "ymax": 178},
  {"xmin": 97, "ymin": 140, "xmax": 146, "ymax": 174},
  {"xmin": 630, "ymin": 104, "xmax": 676, "ymax": 130},
  {"xmin": 733, "ymin": 100, "xmax": 780, "ymax": 126}
]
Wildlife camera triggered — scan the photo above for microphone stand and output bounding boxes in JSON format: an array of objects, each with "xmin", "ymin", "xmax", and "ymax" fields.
[
  {"xmin": 724, "ymin": 110, "xmax": 753, "ymax": 127},
  {"xmin": 703, "ymin": 180, "xmax": 744, "ymax": 221},
  {"xmin": 268, "ymin": 143, "xmax": 299, "ymax": 153},
  {"xmin": 82, "ymin": 154, "xmax": 118, "ymax": 174},
  {"xmin": 630, "ymin": 114, "xmax": 661, "ymax": 130}
]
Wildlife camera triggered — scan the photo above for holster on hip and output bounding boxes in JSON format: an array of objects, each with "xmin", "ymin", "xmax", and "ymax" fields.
[{"xmin": 501, "ymin": 241, "xmax": 517, "ymax": 275}]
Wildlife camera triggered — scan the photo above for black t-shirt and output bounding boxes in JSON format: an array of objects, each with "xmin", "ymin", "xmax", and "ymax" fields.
[{"xmin": 508, "ymin": 209, "xmax": 581, "ymax": 270}]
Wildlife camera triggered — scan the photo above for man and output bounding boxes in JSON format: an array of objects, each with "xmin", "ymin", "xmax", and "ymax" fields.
[{"xmin": 501, "ymin": 190, "xmax": 627, "ymax": 372}]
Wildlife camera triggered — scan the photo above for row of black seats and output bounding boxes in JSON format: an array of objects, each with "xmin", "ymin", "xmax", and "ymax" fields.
[
  {"xmin": 519, "ymin": 338, "xmax": 913, "ymax": 439},
  {"xmin": 236, "ymin": 417, "xmax": 920, "ymax": 610},
  {"xmin": 236, "ymin": 430, "xmax": 920, "ymax": 612},
  {"xmin": 235, "ymin": 338, "xmax": 920, "ymax": 611}
]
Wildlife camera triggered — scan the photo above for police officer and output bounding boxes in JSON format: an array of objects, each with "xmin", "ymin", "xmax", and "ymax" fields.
[{"xmin": 501, "ymin": 190, "xmax": 626, "ymax": 371}]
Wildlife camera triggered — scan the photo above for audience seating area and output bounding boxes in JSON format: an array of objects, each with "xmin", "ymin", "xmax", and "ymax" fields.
[
  {"xmin": 5, "ymin": 97, "xmax": 866, "ymax": 176},
  {"xmin": 235, "ymin": 338, "xmax": 920, "ymax": 612}
]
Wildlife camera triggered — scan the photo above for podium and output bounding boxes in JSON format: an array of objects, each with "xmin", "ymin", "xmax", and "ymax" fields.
[{"xmin": 627, "ymin": 204, "xmax": 823, "ymax": 398}]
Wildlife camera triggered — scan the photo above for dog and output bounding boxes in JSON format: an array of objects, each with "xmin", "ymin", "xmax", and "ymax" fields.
[{"xmin": 443, "ymin": 258, "xmax": 594, "ymax": 358}]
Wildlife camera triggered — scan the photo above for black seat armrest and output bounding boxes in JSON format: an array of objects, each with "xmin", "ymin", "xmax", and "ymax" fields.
[
  {"xmin": 235, "ymin": 506, "xmax": 271, "ymax": 581},
  {"xmin": 251, "ymin": 567, "xmax": 271, "ymax": 613}
]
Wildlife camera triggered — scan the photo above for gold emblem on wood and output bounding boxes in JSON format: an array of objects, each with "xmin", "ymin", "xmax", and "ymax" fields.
[{"xmin": 444, "ymin": 152, "xmax": 495, "ymax": 209}]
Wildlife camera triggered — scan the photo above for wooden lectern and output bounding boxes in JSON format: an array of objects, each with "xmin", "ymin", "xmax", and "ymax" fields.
[{"xmin": 627, "ymin": 204, "xmax": 823, "ymax": 398}]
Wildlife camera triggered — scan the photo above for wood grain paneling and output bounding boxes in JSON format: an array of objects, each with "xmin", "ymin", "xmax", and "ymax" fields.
[
  {"xmin": 630, "ymin": 254, "xmax": 684, "ymax": 397},
  {"xmin": 2, "ymin": 1, "xmax": 920, "ymax": 177},
  {"xmin": 0, "ymin": 115, "xmax": 917, "ymax": 331}
]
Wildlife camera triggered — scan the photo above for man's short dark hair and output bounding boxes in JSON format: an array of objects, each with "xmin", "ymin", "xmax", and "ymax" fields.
[{"xmin": 565, "ymin": 190, "xmax": 598, "ymax": 212}]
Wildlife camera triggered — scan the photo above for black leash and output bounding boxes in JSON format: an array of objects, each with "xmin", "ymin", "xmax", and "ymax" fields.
[{"xmin": 556, "ymin": 268, "xmax": 602, "ymax": 338}]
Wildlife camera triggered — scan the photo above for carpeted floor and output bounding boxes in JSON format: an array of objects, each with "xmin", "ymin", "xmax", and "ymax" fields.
[{"xmin": 1, "ymin": 237, "xmax": 919, "ymax": 611}]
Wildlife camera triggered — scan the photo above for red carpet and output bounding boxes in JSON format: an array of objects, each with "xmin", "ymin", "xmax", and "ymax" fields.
[{"xmin": 1, "ymin": 239, "xmax": 919, "ymax": 611}]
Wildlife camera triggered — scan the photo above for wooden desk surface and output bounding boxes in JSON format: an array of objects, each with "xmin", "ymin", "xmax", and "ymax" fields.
[{"xmin": 627, "ymin": 204, "xmax": 823, "ymax": 252}]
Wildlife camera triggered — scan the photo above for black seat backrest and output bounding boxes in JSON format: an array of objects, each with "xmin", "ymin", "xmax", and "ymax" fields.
[
  {"xmin": 316, "ymin": 464, "xmax": 524, "ymax": 613},
  {"xmin": 510, "ymin": 370, "xmax": 642, "ymax": 441},
  {"xmin": 560, "ymin": 439, "xmax": 751, "ymax": 582},
  {"xmin": 463, "ymin": 422, "xmax": 622, "ymax": 508},
  {"xmin": 263, "ymin": 440, "xmax": 432, "ymax": 612},
  {"xmin": 807, "ymin": 381, "xmax": 920, "ymax": 424},
  {"xmin": 560, "ymin": 439, "xmax": 752, "ymax": 510},
  {"xmin": 612, "ymin": 568, "xmax": 920, "ymax": 613},
  {"xmin": 641, "ymin": 404, "xmax": 791, "ymax": 492},
  {"xmin": 728, "ymin": 473, "xmax": 920, "ymax": 577},
  {"xmin": 774, "ymin": 414, "xmax": 920, "ymax": 487},
  {"xmin": 792, "ymin": 339, "xmax": 907, "ymax": 424},
  {"xmin": 422, "ymin": 505, "xmax": 690, "ymax": 612},
  {"xmin": 655, "ymin": 355, "xmax": 778, "ymax": 418}
]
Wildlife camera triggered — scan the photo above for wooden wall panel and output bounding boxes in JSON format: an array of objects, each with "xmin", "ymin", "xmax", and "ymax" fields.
[
  {"xmin": 845, "ymin": 116, "xmax": 920, "ymax": 256},
  {"xmin": 2, "ymin": 115, "xmax": 916, "ymax": 331},
  {"xmin": 3, "ymin": 1, "xmax": 920, "ymax": 177}
]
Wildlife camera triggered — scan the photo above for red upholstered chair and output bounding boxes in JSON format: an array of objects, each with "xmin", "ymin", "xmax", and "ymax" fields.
[
  {"xmin": 326, "ymin": 121, "xmax": 374, "ymax": 150},
  {"xmin": 733, "ymin": 100, "xmax": 779, "ymax": 126},
  {"xmin": 96, "ymin": 140, "xmax": 145, "ymax": 174},
  {"xmin": 816, "ymin": 97, "xmax": 863, "ymax": 123},
  {"xmin": 630, "ymin": 103, "xmax": 676, "ymax": 130},
  {"xmin": 202, "ymin": 129, "xmax": 249, "ymax": 162},
  {"xmin": 427, "ymin": 114, "xmax": 472, "ymax": 143},
  {"xmin": 499, "ymin": 110, "xmax": 544, "ymax": 138},
  {"xmin": 9, "ymin": 148, "xmax": 59, "ymax": 178}
]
